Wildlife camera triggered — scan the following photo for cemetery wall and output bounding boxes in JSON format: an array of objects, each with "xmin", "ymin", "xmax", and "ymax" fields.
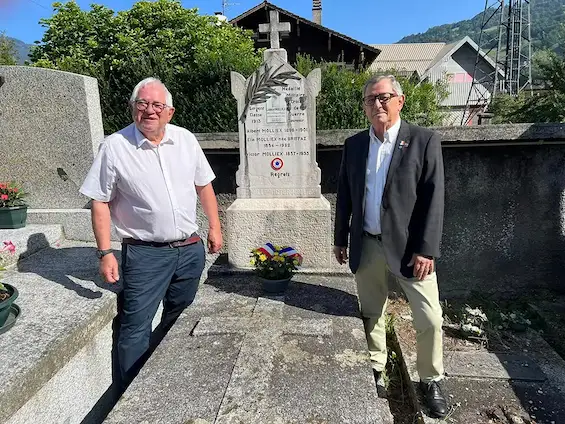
[{"xmin": 197, "ymin": 123, "xmax": 565, "ymax": 297}]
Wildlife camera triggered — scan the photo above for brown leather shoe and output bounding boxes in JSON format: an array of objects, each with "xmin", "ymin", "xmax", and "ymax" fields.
[{"xmin": 420, "ymin": 380, "xmax": 448, "ymax": 418}]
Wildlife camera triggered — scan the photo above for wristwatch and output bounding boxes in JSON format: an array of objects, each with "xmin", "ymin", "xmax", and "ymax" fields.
[{"xmin": 96, "ymin": 249, "xmax": 113, "ymax": 259}]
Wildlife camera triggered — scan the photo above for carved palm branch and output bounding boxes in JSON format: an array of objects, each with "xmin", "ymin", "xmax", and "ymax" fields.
[{"xmin": 239, "ymin": 63, "xmax": 301, "ymax": 123}]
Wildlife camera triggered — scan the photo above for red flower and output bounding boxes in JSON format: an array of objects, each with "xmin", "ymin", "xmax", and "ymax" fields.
[
  {"xmin": 0, "ymin": 194, "xmax": 8, "ymax": 201},
  {"xmin": 0, "ymin": 183, "xmax": 6, "ymax": 189}
]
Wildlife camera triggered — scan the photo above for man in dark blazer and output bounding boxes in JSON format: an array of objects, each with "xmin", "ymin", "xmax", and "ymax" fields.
[{"xmin": 333, "ymin": 75, "xmax": 448, "ymax": 418}]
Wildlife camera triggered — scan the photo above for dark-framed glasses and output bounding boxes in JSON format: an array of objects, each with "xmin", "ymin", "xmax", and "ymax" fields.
[
  {"xmin": 363, "ymin": 93, "xmax": 397, "ymax": 107},
  {"xmin": 133, "ymin": 99, "xmax": 169, "ymax": 113}
]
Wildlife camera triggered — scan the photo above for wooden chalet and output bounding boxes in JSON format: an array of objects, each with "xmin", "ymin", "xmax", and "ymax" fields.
[{"xmin": 229, "ymin": 1, "xmax": 380, "ymax": 69}]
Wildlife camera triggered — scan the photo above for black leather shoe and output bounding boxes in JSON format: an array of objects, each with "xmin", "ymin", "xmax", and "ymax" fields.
[
  {"xmin": 420, "ymin": 380, "xmax": 448, "ymax": 418},
  {"xmin": 373, "ymin": 369, "xmax": 387, "ymax": 398},
  {"xmin": 373, "ymin": 369, "xmax": 382, "ymax": 382}
]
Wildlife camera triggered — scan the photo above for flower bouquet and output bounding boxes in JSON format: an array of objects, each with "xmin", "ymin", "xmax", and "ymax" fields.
[{"xmin": 250, "ymin": 243, "xmax": 303, "ymax": 293}]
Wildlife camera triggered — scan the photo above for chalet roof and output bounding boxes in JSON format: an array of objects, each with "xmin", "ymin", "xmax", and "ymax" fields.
[
  {"xmin": 369, "ymin": 36, "xmax": 504, "ymax": 79},
  {"xmin": 230, "ymin": 1, "xmax": 380, "ymax": 57},
  {"xmin": 420, "ymin": 36, "xmax": 504, "ymax": 80},
  {"xmin": 368, "ymin": 42, "xmax": 447, "ymax": 76}
]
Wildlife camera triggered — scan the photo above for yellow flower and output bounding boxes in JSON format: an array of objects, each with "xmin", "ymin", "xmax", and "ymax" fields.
[
  {"xmin": 274, "ymin": 252, "xmax": 279, "ymax": 256},
  {"xmin": 259, "ymin": 254, "xmax": 267, "ymax": 262},
  {"xmin": 275, "ymin": 245, "xmax": 281, "ymax": 251},
  {"xmin": 250, "ymin": 258, "xmax": 256, "ymax": 265}
]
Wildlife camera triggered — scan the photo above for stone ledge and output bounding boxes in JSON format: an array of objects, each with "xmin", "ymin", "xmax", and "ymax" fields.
[
  {"xmin": 0, "ymin": 224, "xmax": 63, "ymax": 267},
  {"xmin": 0, "ymin": 240, "xmax": 120, "ymax": 423},
  {"xmin": 26, "ymin": 209, "xmax": 119, "ymax": 242},
  {"xmin": 195, "ymin": 123, "xmax": 565, "ymax": 150}
]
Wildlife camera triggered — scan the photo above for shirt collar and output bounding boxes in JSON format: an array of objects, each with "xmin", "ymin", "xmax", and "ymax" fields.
[
  {"xmin": 369, "ymin": 119, "xmax": 401, "ymax": 145},
  {"xmin": 134, "ymin": 124, "xmax": 174, "ymax": 148}
]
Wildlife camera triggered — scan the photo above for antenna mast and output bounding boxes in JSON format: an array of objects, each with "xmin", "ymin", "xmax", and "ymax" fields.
[{"xmin": 222, "ymin": 0, "xmax": 238, "ymax": 16}]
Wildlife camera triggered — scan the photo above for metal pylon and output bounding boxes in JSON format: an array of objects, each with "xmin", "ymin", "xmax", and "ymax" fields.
[{"xmin": 462, "ymin": 0, "xmax": 533, "ymax": 125}]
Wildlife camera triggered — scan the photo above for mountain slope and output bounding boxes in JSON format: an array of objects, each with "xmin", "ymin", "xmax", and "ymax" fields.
[
  {"xmin": 10, "ymin": 37, "xmax": 33, "ymax": 64},
  {"xmin": 398, "ymin": 0, "xmax": 565, "ymax": 53}
]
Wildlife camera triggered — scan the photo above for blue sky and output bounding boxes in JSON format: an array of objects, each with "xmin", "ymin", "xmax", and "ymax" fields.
[{"xmin": 1, "ymin": 0, "xmax": 485, "ymax": 45}]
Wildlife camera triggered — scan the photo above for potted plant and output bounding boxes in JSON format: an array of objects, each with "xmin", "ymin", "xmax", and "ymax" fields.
[
  {"xmin": 250, "ymin": 243, "xmax": 303, "ymax": 294},
  {"xmin": 0, "ymin": 181, "xmax": 28, "ymax": 229},
  {"xmin": 0, "ymin": 240, "xmax": 19, "ymax": 334}
]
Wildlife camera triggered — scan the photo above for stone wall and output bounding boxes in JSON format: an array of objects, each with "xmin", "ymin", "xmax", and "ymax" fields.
[{"xmin": 198, "ymin": 123, "xmax": 565, "ymax": 297}]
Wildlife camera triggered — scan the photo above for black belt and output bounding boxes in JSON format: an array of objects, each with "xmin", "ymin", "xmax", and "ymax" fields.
[
  {"xmin": 122, "ymin": 233, "xmax": 200, "ymax": 248},
  {"xmin": 363, "ymin": 231, "xmax": 382, "ymax": 241}
]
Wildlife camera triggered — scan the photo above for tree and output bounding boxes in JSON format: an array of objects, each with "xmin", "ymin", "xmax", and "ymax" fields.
[
  {"xmin": 0, "ymin": 32, "xmax": 17, "ymax": 65},
  {"xmin": 31, "ymin": 0, "xmax": 262, "ymax": 133},
  {"xmin": 296, "ymin": 55, "xmax": 448, "ymax": 129},
  {"xmin": 487, "ymin": 94, "xmax": 527, "ymax": 124},
  {"xmin": 489, "ymin": 46, "xmax": 565, "ymax": 123}
]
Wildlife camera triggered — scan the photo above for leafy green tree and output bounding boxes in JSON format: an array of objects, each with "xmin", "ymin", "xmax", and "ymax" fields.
[
  {"xmin": 401, "ymin": 76, "xmax": 448, "ymax": 127},
  {"xmin": 489, "ymin": 46, "xmax": 565, "ymax": 123},
  {"xmin": 31, "ymin": 0, "xmax": 262, "ymax": 133},
  {"xmin": 296, "ymin": 55, "xmax": 448, "ymax": 129},
  {"xmin": 0, "ymin": 32, "xmax": 17, "ymax": 65},
  {"xmin": 296, "ymin": 55, "xmax": 368, "ymax": 129},
  {"xmin": 487, "ymin": 94, "xmax": 527, "ymax": 124}
]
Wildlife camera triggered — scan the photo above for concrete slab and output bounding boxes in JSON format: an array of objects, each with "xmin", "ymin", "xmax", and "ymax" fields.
[
  {"xmin": 226, "ymin": 197, "xmax": 333, "ymax": 270},
  {"xmin": 441, "ymin": 377, "xmax": 565, "ymax": 423},
  {"xmin": 0, "ymin": 224, "xmax": 63, "ymax": 266},
  {"xmin": 445, "ymin": 351, "xmax": 546, "ymax": 381},
  {"xmin": 105, "ymin": 274, "xmax": 393, "ymax": 424},
  {"xmin": 392, "ymin": 300, "xmax": 565, "ymax": 423},
  {"xmin": 0, "ymin": 240, "xmax": 120, "ymax": 423}
]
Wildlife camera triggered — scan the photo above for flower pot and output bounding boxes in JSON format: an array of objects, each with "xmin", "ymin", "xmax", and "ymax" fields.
[
  {"xmin": 259, "ymin": 277, "xmax": 291, "ymax": 294},
  {"xmin": 0, "ymin": 205, "xmax": 28, "ymax": 229},
  {"xmin": 0, "ymin": 284, "xmax": 19, "ymax": 328}
]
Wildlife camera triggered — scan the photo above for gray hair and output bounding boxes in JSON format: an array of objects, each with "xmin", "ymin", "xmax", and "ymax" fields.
[
  {"xmin": 130, "ymin": 77, "xmax": 173, "ymax": 107},
  {"xmin": 362, "ymin": 75, "xmax": 404, "ymax": 97}
]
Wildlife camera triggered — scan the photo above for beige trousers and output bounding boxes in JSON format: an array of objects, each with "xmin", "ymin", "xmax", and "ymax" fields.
[{"xmin": 354, "ymin": 234, "xmax": 444, "ymax": 382}]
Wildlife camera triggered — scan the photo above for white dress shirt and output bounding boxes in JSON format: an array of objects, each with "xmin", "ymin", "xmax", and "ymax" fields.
[
  {"xmin": 363, "ymin": 119, "xmax": 401, "ymax": 235},
  {"xmin": 80, "ymin": 123, "xmax": 216, "ymax": 242}
]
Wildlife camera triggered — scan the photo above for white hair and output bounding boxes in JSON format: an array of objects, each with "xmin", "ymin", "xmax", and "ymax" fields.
[
  {"xmin": 130, "ymin": 77, "xmax": 173, "ymax": 107},
  {"xmin": 363, "ymin": 74, "xmax": 404, "ymax": 97}
]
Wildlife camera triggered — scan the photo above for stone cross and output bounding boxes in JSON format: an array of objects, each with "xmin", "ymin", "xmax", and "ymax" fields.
[
  {"xmin": 258, "ymin": 10, "xmax": 291, "ymax": 50},
  {"xmin": 192, "ymin": 296, "xmax": 333, "ymax": 423}
]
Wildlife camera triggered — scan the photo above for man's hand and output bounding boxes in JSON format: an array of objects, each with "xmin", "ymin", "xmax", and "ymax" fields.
[
  {"xmin": 333, "ymin": 246, "xmax": 348, "ymax": 265},
  {"xmin": 99, "ymin": 253, "xmax": 120, "ymax": 284},
  {"xmin": 207, "ymin": 227, "xmax": 223, "ymax": 254},
  {"xmin": 408, "ymin": 254, "xmax": 434, "ymax": 281}
]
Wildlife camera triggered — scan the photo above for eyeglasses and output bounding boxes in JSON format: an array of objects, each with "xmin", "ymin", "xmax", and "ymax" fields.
[
  {"xmin": 363, "ymin": 93, "xmax": 397, "ymax": 107},
  {"xmin": 133, "ymin": 99, "xmax": 169, "ymax": 113}
]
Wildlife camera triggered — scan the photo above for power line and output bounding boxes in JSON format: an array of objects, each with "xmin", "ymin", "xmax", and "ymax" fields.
[{"xmin": 24, "ymin": 0, "xmax": 50, "ymax": 11}]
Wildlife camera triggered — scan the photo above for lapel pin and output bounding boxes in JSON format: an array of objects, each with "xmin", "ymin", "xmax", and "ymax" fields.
[{"xmin": 399, "ymin": 140, "xmax": 410, "ymax": 150}]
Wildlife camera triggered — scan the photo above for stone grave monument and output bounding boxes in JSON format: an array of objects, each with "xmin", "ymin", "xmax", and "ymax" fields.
[
  {"xmin": 0, "ymin": 66, "xmax": 103, "ymax": 241},
  {"xmin": 228, "ymin": 10, "xmax": 332, "ymax": 269}
]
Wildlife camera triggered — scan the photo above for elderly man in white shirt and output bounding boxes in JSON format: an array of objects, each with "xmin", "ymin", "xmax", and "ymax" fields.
[{"xmin": 80, "ymin": 77, "xmax": 222, "ymax": 384}]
